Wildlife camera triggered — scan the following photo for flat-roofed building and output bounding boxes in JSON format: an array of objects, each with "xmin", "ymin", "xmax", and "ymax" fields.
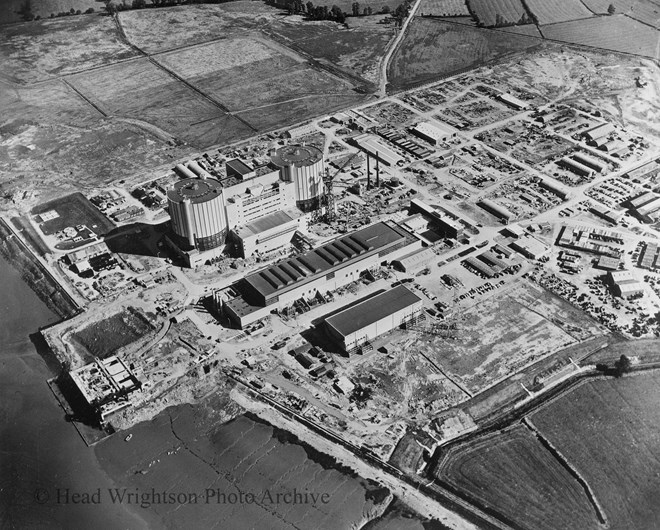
[
  {"xmin": 597, "ymin": 255, "xmax": 621, "ymax": 270},
  {"xmin": 630, "ymin": 191, "xmax": 657, "ymax": 209},
  {"xmin": 497, "ymin": 93, "xmax": 529, "ymax": 110},
  {"xmin": 509, "ymin": 235, "xmax": 547, "ymax": 260},
  {"xmin": 352, "ymin": 134, "xmax": 403, "ymax": 166},
  {"xmin": 392, "ymin": 247, "xmax": 436, "ymax": 272},
  {"xmin": 232, "ymin": 210, "xmax": 302, "ymax": 258},
  {"xmin": 637, "ymin": 196, "xmax": 660, "ymax": 216},
  {"xmin": 324, "ymin": 285, "xmax": 422, "ymax": 353},
  {"xmin": 224, "ymin": 222, "xmax": 421, "ymax": 328},
  {"xmin": 608, "ymin": 269, "xmax": 644, "ymax": 298},
  {"xmin": 410, "ymin": 121, "xmax": 457, "ymax": 145}
]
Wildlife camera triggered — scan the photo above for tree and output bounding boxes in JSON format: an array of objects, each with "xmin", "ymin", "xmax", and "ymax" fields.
[
  {"xmin": 381, "ymin": 5, "xmax": 390, "ymax": 13},
  {"xmin": 614, "ymin": 354, "xmax": 632, "ymax": 377},
  {"xmin": 351, "ymin": 1, "xmax": 359, "ymax": 15},
  {"xmin": 105, "ymin": 1, "xmax": 118, "ymax": 13},
  {"xmin": 306, "ymin": 1, "xmax": 314, "ymax": 14},
  {"xmin": 132, "ymin": 0, "xmax": 146, "ymax": 7},
  {"xmin": 607, "ymin": 3, "xmax": 616, "ymax": 14}
]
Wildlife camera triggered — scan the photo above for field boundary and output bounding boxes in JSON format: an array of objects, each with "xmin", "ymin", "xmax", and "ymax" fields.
[{"xmin": 522, "ymin": 418, "xmax": 608, "ymax": 526}]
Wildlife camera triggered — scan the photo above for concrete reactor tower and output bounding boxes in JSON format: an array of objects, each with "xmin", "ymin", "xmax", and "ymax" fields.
[
  {"xmin": 271, "ymin": 144, "xmax": 324, "ymax": 213},
  {"xmin": 167, "ymin": 178, "xmax": 227, "ymax": 251}
]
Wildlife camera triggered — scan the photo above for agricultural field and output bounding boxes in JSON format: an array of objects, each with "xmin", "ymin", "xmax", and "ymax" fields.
[
  {"xmin": 236, "ymin": 94, "xmax": 365, "ymax": 133},
  {"xmin": 0, "ymin": 16, "xmax": 138, "ymax": 84},
  {"xmin": 67, "ymin": 58, "xmax": 255, "ymax": 148},
  {"xmin": 31, "ymin": 192, "xmax": 114, "ymax": 237},
  {"xmin": 73, "ymin": 307, "xmax": 155, "ymax": 359},
  {"xmin": 541, "ymin": 15, "xmax": 660, "ymax": 58},
  {"xmin": 387, "ymin": 18, "xmax": 542, "ymax": 91},
  {"xmin": 467, "ymin": 0, "xmax": 530, "ymax": 27},
  {"xmin": 413, "ymin": 281, "xmax": 587, "ymax": 393},
  {"xmin": 117, "ymin": 3, "xmax": 278, "ymax": 53},
  {"xmin": 531, "ymin": 372, "xmax": 660, "ymax": 530},
  {"xmin": 280, "ymin": 16, "xmax": 396, "ymax": 87},
  {"xmin": 437, "ymin": 425, "xmax": 601, "ymax": 530},
  {"xmin": 526, "ymin": 0, "xmax": 595, "ymax": 24},
  {"xmin": 582, "ymin": 0, "xmax": 660, "ymax": 28},
  {"xmin": 419, "ymin": 0, "xmax": 470, "ymax": 17}
]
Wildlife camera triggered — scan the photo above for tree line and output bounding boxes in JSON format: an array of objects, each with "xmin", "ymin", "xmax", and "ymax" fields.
[{"xmin": 276, "ymin": 0, "xmax": 410, "ymax": 24}]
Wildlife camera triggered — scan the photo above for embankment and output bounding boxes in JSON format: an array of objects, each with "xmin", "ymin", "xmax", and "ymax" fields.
[{"xmin": 0, "ymin": 218, "xmax": 80, "ymax": 320}]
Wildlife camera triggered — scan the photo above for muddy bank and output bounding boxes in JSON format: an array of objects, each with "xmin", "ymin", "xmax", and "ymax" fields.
[{"xmin": 0, "ymin": 217, "xmax": 79, "ymax": 320}]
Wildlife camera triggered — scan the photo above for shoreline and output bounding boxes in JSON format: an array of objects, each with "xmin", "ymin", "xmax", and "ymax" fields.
[{"xmin": 0, "ymin": 217, "xmax": 80, "ymax": 320}]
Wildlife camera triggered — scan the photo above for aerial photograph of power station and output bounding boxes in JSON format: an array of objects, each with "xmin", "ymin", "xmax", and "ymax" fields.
[{"xmin": 1, "ymin": 0, "xmax": 660, "ymax": 528}]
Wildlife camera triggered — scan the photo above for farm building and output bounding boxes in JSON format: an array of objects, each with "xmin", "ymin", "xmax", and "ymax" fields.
[
  {"xmin": 410, "ymin": 121, "xmax": 457, "ymax": 145},
  {"xmin": 392, "ymin": 247, "xmax": 437, "ymax": 272},
  {"xmin": 598, "ymin": 139, "xmax": 626, "ymax": 155},
  {"xmin": 509, "ymin": 235, "xmax": 547, "ymax": 260},
  {"xmin": 478, "ymin": 198, "xmax": 513, "ymax": 224},
  {"xmin": 608, "ymin": 270, "xmax": 644, "ymax": 299},
  {"xmin": 352, "ymin": 134, "xmax": 403, "ymax": 166},
  {"xmin": 324, "ymin": 285, "xmax": 423, "ymax": 354},
  {"xmin": 496, "ymin": 93, "xmax": 529, "ymax": 110}
]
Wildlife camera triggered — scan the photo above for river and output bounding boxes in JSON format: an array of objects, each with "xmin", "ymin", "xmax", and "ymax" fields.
[{"xmin": 0, "ymin": 253, "xmax": 398, "ymax": 529}]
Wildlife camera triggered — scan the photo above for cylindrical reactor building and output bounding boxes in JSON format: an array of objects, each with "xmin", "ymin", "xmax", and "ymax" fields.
[
  {"xmin": 167, "ymin": 179, "xmax": 227, "ymax": 251},
  {"xmin": 271, "ymin": 145, "xmax": 324, "ymax": 212}
]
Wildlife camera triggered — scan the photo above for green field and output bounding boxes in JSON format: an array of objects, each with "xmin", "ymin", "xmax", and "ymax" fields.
[
  {"xmin": 67, "ymin": 57, "xmax": 256, "ymax": 148},
  {"xmin": 525, "ymin": 0, "xmax": 594, "ymax": 24},
  {"xmin": 541, "ymin": 15, "xmax": 660, "ymax": 58},
  {"xmin": 467, "ymin": 0, "xmax": 529, "ymax": 26},
  {"xmin": 74, "ymin": 308, "xmax": 155, "ymax": 358},
  {"xmin": 0, "ymin": 16, "xmax": 138, "ymax": 84},
  {"xmin": 437, "ymin": 424, "xmax": 600, "ymax": 530},
  {"xmin": 387, "ymin": 18, "xmax": 542, "ymax": 91},
  {"xmin": 31, "ymin": 192, "xmax": 114, "ymax": 236},
  {"xmin": 532, "ymin": 372, "xmax": 660, "ymax": 530}
]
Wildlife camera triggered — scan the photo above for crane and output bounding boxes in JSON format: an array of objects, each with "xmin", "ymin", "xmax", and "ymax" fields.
[{"xmin": 323, "ymin": 151, "xmax": 361, "ymax": 222}]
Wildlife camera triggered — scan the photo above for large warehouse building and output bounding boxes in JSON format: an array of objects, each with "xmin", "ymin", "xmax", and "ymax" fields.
[
  {"xmin": 222, "ymin": 221, "xmax": 421, "ymax": 328},
  {"xmin": 324, "ymin": 285, "xmax": 423, "ymax": 354}
]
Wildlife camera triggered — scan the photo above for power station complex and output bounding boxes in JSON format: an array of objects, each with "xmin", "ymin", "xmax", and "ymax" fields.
[{"xmin": 166, "ymin": 145, "xmax": 325, "ymax": 267}]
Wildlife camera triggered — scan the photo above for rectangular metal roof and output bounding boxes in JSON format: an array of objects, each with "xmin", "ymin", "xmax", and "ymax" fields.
[
  {"xmin": 325, "ymin": 285, "xmax": 421, "ymax": 337},
  {"xmin": 241, "ymin": 222, "xmax": 408, "ymax": 299}
]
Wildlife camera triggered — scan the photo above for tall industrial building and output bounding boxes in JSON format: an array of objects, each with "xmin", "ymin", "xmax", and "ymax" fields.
[
  {"xmin": 167, "ymin": 178, "xmax": 228, "ymax": 251},
  {"xmin": 166, "ymin": 145, "xmax": 325, "ymax": 267},
  {"xmin": 271, "ymin": 145, "xmax": 324, "ymax": 212}
]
